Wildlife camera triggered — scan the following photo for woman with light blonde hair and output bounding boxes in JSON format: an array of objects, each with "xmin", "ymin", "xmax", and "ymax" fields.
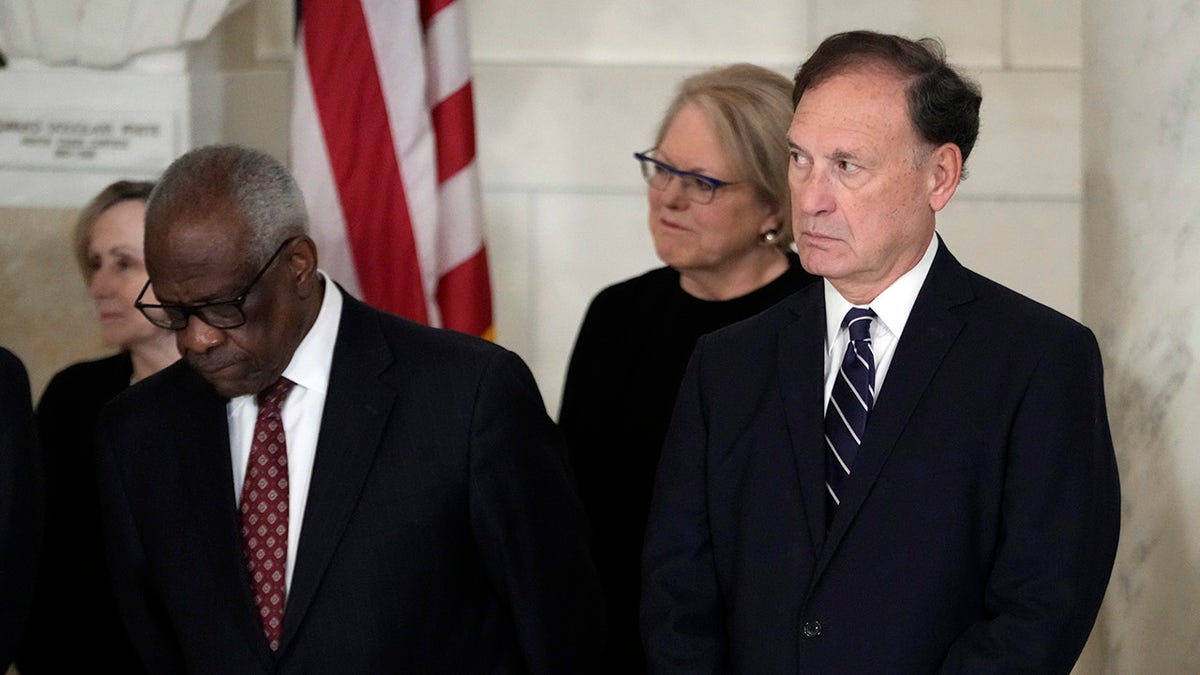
[{"xmin": 559, "ymin": 63, "xmax": 820, "ymax": 673}]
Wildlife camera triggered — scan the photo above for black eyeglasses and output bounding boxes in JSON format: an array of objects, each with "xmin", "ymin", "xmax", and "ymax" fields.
[
  {"xmin": 633, "ymin": 150, "xmax": 740, "ymax": 205},
  {"xmin": 135, "ymin": 236, "xmax": 300, "ymax": 330}
]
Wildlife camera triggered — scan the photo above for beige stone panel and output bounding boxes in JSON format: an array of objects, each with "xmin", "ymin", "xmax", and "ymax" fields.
[
  {"xmin": 937, "ymin": 198, "xmax": 1081, "ymax": 319},
  {"xmin": 475, "ymin": 64, "xmax": 699, "ymax": 192},
  {"xmin": 528, "ymin": 191, "xmax": 659, "ymax": 414},
  {"xmin": 1006, "ymin": 0, "xmax": 1081, "ymax": 69},
  {"xmin": 188, "ymin": 0, "xmax": 293, "ymax": 159},
  {"xmin": 472, "ymin": 60, "xmax": 1080, "ymax": 204},
  {"xmin": 0, "ymin": 206, "xmax": 111, "ymax": 400},
  {"xmin": 467, "ymin": 0, "xmax": 809, "ymax": 66},
  {"xmin": 958, "ymin": 71, "xmax": 1081, "ymax": 200},
  {"xmin": 811, "ymin": 0, "xmax": 1003, "ymax": 68},
  {"xmin": 480, "ymin": 190, "xmax": 535, "ymax": 365},
  {"xmin": 474, "ymin": 63, "xmax": 796, "ymax": 193},
  {"xmin": 252, "ymin": 0, "xmax": 295, "ymax": 62},
  {"xmin": 189, "ymin": 68, "xmax": 292, "ymax": 161}
]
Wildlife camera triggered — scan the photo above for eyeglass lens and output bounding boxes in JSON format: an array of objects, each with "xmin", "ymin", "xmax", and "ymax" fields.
[
  {"xmin": 638, "ymin": 156, "xmax": 718, "ymax": 204},
  {"xmin": 141, "ymin": 303, "xmax": 247, "ymax": 330}
]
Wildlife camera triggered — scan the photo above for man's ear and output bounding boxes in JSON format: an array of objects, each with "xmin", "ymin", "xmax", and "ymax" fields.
[
  {"xmin": 289, "ymin": 235, "xmax": 320, "ymax": 298},
  {"xmin": 928, "ymin": 142, "xmax": 963, "ymax": 213}
]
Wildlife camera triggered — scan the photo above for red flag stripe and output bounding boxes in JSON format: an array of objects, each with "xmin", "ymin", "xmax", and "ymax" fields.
[
  {"xmin": 294, "ymin": 0, "xmax": 492, "ymax": 337},
  {"xmin": 304, "ymin": 0, "xmax": 428, "ymax": 323},
  {"xmin": 419, "ymin": 0, "xmax": 456, "ymax": 27},
  {"xmin": 431, "ymin": 83, "xmax": 476, "ymax": 184},
  {"xmin": 436, "ymin": 247, "xmax": 493, "ymax": 337}
]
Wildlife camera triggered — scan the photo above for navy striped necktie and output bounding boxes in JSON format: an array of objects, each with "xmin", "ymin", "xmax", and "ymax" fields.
[{"xmin": 824, "ymin": 307, "xmax": 876, "ymax": 523}]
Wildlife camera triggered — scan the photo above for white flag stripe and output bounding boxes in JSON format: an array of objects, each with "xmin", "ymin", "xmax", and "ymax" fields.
[
  {"xmin": 437, "ymin": 166, "xmax": 485, "ymax": 265},
  {"xmin": 362, "ymin": 0, "xmax": 430, "ymax": 155},
  {"xmin": 361, "ymin": 0, "xmax": 426, "ymax": 120},
  {"xmin": 424, "ymin": 2, "xmax": 472, "ymax": 103},
  {"xmin": 404, "ymin": 126, "xmax": 443, "ymax": 323},
  {"xmin": 423, "ymin": 2, "xmax": 488, "ymax": 291},
  {"xmin": 293, "ymin": 0, "xmax": 492, "ymax": 334},
  {"xmin": 288, "ymin": 34, "xmax": 362, "ymax": 297},
  {"xmin": 361, "ymin": 0, "xmax": 443, "ymax": 320}
]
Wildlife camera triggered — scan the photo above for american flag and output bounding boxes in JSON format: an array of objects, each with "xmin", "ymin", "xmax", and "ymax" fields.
[{"xmin": 290, "ymin": 0, "xmax": 493, "ymax": 338}]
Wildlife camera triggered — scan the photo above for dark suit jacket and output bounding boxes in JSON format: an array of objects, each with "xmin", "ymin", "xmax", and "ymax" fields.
[
  {"xmin": 97, "ymin": 293, "xmax": 603, "ymax": 674},
  {"xmin": 642, "ymin": 240, "xmax": 1121, "ymax": 673},
  {"xmin": 18, "ymin": 352, "xmax": 144, "ymax": 675},
  {"xmin": 1, "ymin": 347, "xmax": 41, "ymax": 670}
]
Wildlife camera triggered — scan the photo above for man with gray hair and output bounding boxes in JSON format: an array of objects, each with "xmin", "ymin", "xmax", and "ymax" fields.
[{"xmin": 97, "ymin": 144, "xmax": 602, "ymax": 673}]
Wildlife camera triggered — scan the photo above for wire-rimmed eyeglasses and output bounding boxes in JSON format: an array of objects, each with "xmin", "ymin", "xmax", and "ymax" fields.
[
  {"xmin": 633, "ymin": 150, "xmax": 740, "ymax": 205},
  {"xmin": 134, "ymin": 236, "xmax": 300, "ymax": 330}
]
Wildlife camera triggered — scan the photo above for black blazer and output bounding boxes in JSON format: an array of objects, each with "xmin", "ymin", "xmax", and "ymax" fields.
[
  {"xmin": 18, "ymin": 352, "xmax": 143, "ymax": 675},
  {"xmin": 0, "ymin": 347, "xmax": 40, "ymax": 670},
  {"xmin": 642, "ymin": 240, "xmax": 1121, "ymax": 673},
  {"xmin": 97, "ymin": 293, "xmax": 603, "ymax": 673}
]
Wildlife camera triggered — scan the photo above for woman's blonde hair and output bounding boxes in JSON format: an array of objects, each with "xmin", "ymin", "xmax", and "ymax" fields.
[
  {"xmin": 73, "ymin": 180, "xmax": 156, "ymax": 279},
  {"xmin": 654, "ymin": 63, "xmax": 795, "ymax": 251}
]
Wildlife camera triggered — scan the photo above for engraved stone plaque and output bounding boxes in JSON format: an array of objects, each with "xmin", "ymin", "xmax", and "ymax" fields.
[{"xmin": 0, "ymin": 108, "xmax": 177, "ymax": 173}]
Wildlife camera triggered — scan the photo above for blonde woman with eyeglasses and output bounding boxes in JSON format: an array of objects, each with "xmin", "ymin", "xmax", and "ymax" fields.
[{"xmin": 558, "ymin": 63, "xmax": 819, "ymax": 673}]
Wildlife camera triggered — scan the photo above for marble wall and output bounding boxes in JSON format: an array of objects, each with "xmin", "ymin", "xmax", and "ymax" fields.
[
  {"xmin": 0, "ymin": 0, "xmax": 1084, "ymax": 408},
  {"xmin": 1083, "ymin": 1, "xmax": 1200, "ymax": 672},
  {"xmin": 0, "ymin": 0, "xmax": 1087, "ymax": 408},
  {"xmin": 471, "ymin": 0, "xmax": 1085, "ymax": 412},
  {"xmin": 6, "ymin": 1, "xmax": 1161, "ymax": 671},
  {"xmin": 0, "ymin": 1, "xmax": 292, "ymax": 397}
]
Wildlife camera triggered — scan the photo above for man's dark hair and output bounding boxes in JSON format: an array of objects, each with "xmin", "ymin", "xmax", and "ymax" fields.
[{"xmin": 793, "ymin": 31, "xmax": 983, "ymax": 169}]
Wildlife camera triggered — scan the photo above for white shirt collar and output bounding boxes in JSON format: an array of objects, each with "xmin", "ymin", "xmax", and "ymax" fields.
[
  {"xmin": 280, "ymin": 271, "xmax": 342, "ymax": 396},
  {"xmin": 823, "ymin": 234, "xmax": 939, "ymax": 344}
]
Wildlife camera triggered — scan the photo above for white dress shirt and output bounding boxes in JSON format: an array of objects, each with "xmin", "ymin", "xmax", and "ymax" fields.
[
  {"xmin": 228, "ymin": 273, "xmax": 342, "ymax": 592},
  {"xmin": 822, "ymin": 235, "xmax": 939, "ymax": 407}
]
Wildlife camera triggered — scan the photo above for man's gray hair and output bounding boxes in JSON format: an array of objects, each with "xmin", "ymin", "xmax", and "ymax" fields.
[{"xmin": 147, "ymin": 144, "xmax": 309, "ymax": 265}]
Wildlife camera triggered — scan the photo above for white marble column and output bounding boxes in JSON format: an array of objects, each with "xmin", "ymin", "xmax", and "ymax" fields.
[{"xmin": 1083, "ymin": 2, "xmax": 1200, "ymax": 672}]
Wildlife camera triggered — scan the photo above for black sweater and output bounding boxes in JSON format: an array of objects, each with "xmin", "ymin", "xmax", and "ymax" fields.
[{"xmin": 558, "ymin": 254, "xmax": 818, "ymax": 672}]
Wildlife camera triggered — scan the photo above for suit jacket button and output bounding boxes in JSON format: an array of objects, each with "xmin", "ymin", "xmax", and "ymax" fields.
[{"xmin": 802, "ymin": 620, "xmax": 822, "ymax": 638}]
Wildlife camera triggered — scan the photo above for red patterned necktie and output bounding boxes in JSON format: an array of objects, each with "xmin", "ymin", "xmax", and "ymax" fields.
[{"xmin": 240, "ymin": 377, "xmax": 295, "ymax": 651}]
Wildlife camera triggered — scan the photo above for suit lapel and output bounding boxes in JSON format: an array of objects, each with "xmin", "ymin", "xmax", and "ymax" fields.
[
  {"xmin": 816, "ymin": 241, "xmax": 972, "ymax": 579},
  {"xmin": 280, "ymin": 296, "xmax": 395, "ymax": 650},
  {"xmin": 173, "ymin": 366, "xmax": 275, "ymax": 669},
  {"xmin": 778, "ymin": 285, "xmax": 829, "ymax": 556}
]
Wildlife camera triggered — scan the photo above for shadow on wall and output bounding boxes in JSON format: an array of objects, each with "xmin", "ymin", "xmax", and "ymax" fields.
[{"xmin": 1101, "ymin": 347, "xmax": 1200, "ymax": 671}]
